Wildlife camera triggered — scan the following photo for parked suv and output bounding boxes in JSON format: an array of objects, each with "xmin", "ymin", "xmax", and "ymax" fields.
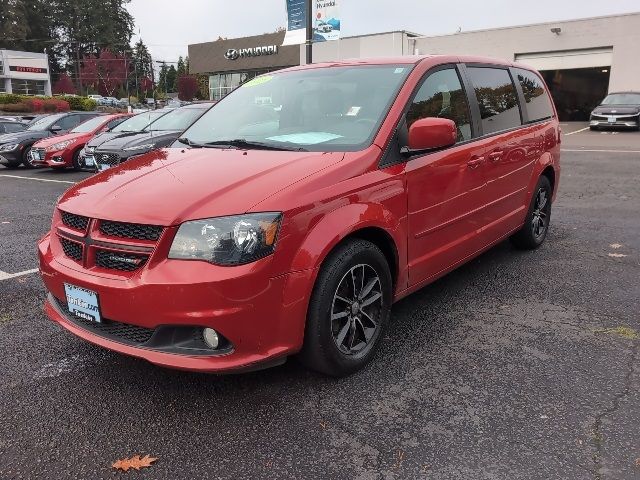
[
  {"xmin": 39, "ymin": 56, "xmax": 560, "ymax": 376},
  {"xmin": 589, "ymin": 91, "xmax": 640, "ymax": 130},
  {"xmin": 0, "ymin": 112, "xmax": 101, "ymax": 168},
  {"xmin": 92, "ymin": 103, "xmax": 211, "ymax": 171}
]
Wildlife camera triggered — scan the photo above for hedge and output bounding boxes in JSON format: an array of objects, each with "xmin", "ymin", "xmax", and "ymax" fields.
[{"xmin": 0, "ymin": 94, "xmax": 97, "ymax": 112}]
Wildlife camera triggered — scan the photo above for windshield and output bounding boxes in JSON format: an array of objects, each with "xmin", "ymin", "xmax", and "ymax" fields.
[
  {"xmin": 146, "ymin": 107, "xmax": 207, "ymax": 132},
  {"xmin": 27, "ymin": 114, "xmax": 64, "ymax": 131},
  {"xmin": 70, "ymin": 116, "xmax": 107, "ymax": 133},
  {"xmin": 601, "ymin": 93, "xmax": 640, "ymax": 105},
  {"xmin": 180, "ymin": 65, "xmax": 412, "ymax": 151},
  {"xmin": 112, "ymin": 111, "xmax": 164, "ymax": 132}
]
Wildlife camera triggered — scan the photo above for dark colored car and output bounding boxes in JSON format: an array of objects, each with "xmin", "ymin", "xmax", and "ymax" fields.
[
  {"xmin": 590, "ymin": 92, "xmax": 640, "ymax": 130},
  {"xmin": 39, "ymin": 56, "xmax": 560, "ymax": 376},
  {"xmin": 0, "ymin": 120, "xmax": 26, "ymax": 134},
  {"xmin": 82, "ymin": 110, "xmax": 169, "ymax": 169},
  {"xmin": 0, "ymin": 112, "xmax": 101, "ymax": 169},
  {"xmin": 92, "ymin": 104, "xmax": 211, "ymax": 171}
]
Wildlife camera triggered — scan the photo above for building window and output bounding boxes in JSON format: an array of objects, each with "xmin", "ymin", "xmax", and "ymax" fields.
[
  {"xmin": 10, "ymin": 79, "xmax": 46, "ymax": 96},
  {"xmin": 0, "ymin": 58, "xmax": 4, "ymax": 75},
  {"xmin": 208, "ymin": 68, "xmax": 280, "ymax": 101},
  {"xmin": 0, "ymin": 80, "xmax": 6, "ymax": 94}
]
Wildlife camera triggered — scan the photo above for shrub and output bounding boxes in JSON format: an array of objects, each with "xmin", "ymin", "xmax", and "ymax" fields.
[
  {"xmin": 1, "ymin": 103, "xmax": 28, "ymax": 112},
  {"xmin": 24, "ymin": 98, "xmax": 44, "ymax": 112},
  {"xmin": 0, "ymin": 94, "xmax": 24, "ymax": 105}
]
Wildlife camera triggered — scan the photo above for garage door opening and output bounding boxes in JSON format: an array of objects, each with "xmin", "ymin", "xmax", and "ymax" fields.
[{"xmin": 539, "ymin": 67, "xmax": 610, "ymax": 121}]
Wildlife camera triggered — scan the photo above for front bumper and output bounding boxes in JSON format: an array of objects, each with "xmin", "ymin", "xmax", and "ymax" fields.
[
  {"xmin": 590, "ymin": 114, "xmax": 640, "ymax": 128},
  {"xmin": 38, "ymin": 233, "xmax": 314, "ymax": 373},
  {"xmin": 0, "ymin": 149, "xmax": 21, "ymax": 165}
]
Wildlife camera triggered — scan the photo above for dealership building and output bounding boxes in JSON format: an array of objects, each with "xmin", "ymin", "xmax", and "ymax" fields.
[
  {"xmin": 189, "ymin": 12, "xmax": 640, "ymax": 120},
  {"xmin": 0, "ymin": 49, "xmax": 52, "ymax": 96}
]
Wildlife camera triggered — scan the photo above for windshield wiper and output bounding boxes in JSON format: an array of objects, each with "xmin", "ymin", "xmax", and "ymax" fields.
[{"xmin": 202, "ymin": 139, "xmax": 308, "ymax": 152}]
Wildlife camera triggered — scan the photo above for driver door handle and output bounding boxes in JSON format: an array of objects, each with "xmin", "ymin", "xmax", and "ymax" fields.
[
  {"xmin": 488, "ymin": 150, "xmax": 504, "ymax": 162},
  {"xmin": 467, "ymin": 156, "xmax": 485, "ymax": 169}
]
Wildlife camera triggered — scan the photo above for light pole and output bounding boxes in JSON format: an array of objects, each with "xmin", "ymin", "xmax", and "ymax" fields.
[{"xmin": 306, "ymin": 0, "xmax": 313, "ymax": 64}]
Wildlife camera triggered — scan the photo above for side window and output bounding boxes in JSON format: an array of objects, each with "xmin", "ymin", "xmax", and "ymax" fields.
[
  {"xmin": 407, "ymin": 68, "xmax": 472, "ymax": 143},
  {"xmin": 0, "ymin": 124, "xmax": 5, "ymax": 133},
  {"xmin": 514, "ymin": 68, "xmax": 554, "ymax": 123},
  {"xmin": 106, "ymin": 117, "xmax": 126, "ymax": 130},
  {"xmin": 466, "ymin": 67, "xmax": 521, "ymax": 135},
  {"xmin": 55, "ymin": 114, "xmax": 82, "ymax": 130},
  {"xmin": 5, "ymin": 123, "xmax": 25, "ymax": 133}
]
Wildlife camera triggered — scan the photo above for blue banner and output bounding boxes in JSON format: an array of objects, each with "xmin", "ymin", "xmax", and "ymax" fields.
[{"xmin": 283, "ymin": 0, "xmax": 308, "ymax": 46}]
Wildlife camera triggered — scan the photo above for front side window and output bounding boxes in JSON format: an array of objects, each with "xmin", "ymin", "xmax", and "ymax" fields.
[
  {"xmin": 514, "ymin": 68, "xmax": 554, "ymax": 123},
  {"xmin": 407, "ymin": 68, "xmax": 472, "ymax": 142},
  {"xmin": 56, "ymin": 114, "xmax": 89, "ymax": 130},
  {"xmin": 185, "ymin": 65, "xmax": 413, "ymax": 152},
  {"xmin": 467, "ymin": 67, "xmax": 521, "ymax": 135},
  {"xmin": 27, "ymin": 114, "xmax": 65, "ymax": 131}
]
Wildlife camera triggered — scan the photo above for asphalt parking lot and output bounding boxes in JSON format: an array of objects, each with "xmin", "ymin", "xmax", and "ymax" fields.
[{"xmin": 0, "ymin": 123, "xmax": 639, "ymax": 479}]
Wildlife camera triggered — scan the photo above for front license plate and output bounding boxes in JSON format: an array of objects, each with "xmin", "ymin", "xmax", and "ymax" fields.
[
  {"xmin": 31, "ymin": 151, "xmax": 41, "ymax": 161},
  {"xmin": 608, "ymin": 116, "xmax": 616, "ymax": 123},
  {"xmin": 84, "ymin": 155, "xmax": 94, "ymax": 166},
  {"xmin": 64, "ymin": 283, "xmax": 101, "ymax": 323},
  {"xmin": 98, "ymin": 164, "xmax": 111, "ymax": 171}
]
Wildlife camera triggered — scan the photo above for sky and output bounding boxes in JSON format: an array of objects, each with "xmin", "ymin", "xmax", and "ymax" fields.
[{"xmin": 126, "ymin": 0, "xmax": 640, "ymax": 62}]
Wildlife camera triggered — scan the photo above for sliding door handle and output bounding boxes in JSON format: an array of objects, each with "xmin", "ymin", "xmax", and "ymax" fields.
[{"xmin": 467, "ymin": 156, "xmax": 485, "ymax": 169}]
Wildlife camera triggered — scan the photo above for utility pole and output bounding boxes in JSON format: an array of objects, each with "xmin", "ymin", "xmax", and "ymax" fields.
[
  {"xmin": 150, "ymin": 58, "xmax": 157, "ymax": 109},
  {"xmin": 305, "ymin": 0, "xmax": 313, "ymax": 64}
]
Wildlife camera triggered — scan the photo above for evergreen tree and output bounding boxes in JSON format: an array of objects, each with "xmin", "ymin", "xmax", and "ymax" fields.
[{"xmin": 166, "ymin": 65, "xmax": 177, "ymax": 93}]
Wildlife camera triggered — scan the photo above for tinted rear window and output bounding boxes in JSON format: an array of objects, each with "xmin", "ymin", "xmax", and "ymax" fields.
[
  {"xmin": 514, "ymin": 68, "xmax": 554, "ymax": 123},
  {"xmin": 467, "ymin": 67, "xmax": 521, "ymax": 135}
]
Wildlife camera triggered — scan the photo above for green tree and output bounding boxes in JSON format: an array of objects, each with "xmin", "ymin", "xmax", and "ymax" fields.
[
  {"xmin": 176, "ymin": 56, "xmax": 186, "ymax": 76},
  {"xmin": 166, "ymin": 65, "xmax": 177, "ymax": 93},
  {"xmin": 157, "ymin": 62, "xmax": 169, "ymax": 94}
]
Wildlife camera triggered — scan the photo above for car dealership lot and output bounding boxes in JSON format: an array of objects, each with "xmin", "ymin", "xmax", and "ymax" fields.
[{"xmin": 0, "ymin": 127, "xmax": 639, "ymax": 479}]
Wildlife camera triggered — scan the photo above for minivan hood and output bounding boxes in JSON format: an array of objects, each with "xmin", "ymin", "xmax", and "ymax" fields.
[
  {"xmin": 96, "ymin": 130, "xmax": 180, "ymax": 152},
  {"xmin": 58, "ymin": 148, "xmax": 345, "ymax": 225}
]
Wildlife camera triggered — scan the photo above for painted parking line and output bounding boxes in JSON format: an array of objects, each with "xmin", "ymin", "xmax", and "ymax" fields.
[
  {"xmin": 561, "ymin": 149, "xmax": 640, "ymax": 154},
  {"xmin": 564, "ymin": 127, "xmax": 590, "ymax": 136},
  {"xmin": 0, "ymin": 268, "xmax": 39, "ymax": 281},
  {"xmin": 0, "ymin": 174, "xmax": 75, "ymax": 184}
]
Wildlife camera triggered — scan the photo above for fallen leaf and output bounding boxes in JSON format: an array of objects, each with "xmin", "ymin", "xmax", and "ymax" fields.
[
  {"xmin": 609, "ymin": 244, "xmax": 623, "ymax": 249},
  {"xmin": 608, "ymin": 253, "xmax": 627, "ymax": 258},
  {"xmin": 635, "ymin": 458, "xmax": 640, "ymax": 467},
  {"xmin": 593, "ymin": 326, "xmax": 639, "ymax": 340},
  {"xmin": 112, "ymin": 455, "xmax": 157, "ymax": 472}
]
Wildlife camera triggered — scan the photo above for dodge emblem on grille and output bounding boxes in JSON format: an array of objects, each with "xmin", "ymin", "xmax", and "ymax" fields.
[{"xmin": 109, "ymin": 255, "xmax": 142, "ymax": 265}]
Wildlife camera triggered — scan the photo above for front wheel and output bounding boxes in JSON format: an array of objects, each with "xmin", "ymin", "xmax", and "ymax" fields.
[
  {"xmin": 510, "ymin": 175, "xmax": 552, "ymax": 249},
  {"xmin": 299, "ymin": 239, "xmax": 392, "ymax": 377},
  {"xmin": 71, "ymin": 149, "xmax": 83, "ymax": 171},
  {"xmin": 21, "ymin": 145, "xmax": 38, "ymax": 169}
]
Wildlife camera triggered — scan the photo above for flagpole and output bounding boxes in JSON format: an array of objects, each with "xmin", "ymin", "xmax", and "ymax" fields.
[{"xmin": 306, "ymin": 0, "xmax": 313, "ymax": 64}]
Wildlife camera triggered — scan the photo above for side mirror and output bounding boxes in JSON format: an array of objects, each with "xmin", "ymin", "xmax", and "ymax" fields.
[
  {"xmin": 50, "ymin": 125, "xmax": 62, "ymax": 133},
  {"xmin": 403, "ymin": 117, "xmax": 457, "ymax": 156}
]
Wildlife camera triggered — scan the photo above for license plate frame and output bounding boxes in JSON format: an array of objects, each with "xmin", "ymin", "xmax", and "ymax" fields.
[
  {"xmin": 608, "ymin": 116, "xmax": 616, "ymax": 123},
  {"xmin": 84, "ymin": 155, "xmax": 95, "ymax": 166},
  {"xmin": 64, "ymin": 283, "xmax": 102, "ymax": 323}
]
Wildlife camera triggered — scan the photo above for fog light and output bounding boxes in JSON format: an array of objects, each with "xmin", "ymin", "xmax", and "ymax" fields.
[{"xmin": 203, "ymin": 328, "xmax": 219, "ymax": 349}]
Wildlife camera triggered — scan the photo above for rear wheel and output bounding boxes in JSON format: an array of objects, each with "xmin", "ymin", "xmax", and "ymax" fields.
[
  {"xmin": 299, "ymin": 239, "xmax": 392, "ymax": 377},
  {"xmin": 510, "ymin": 175, "xmax": 552, "ymax": 250}
]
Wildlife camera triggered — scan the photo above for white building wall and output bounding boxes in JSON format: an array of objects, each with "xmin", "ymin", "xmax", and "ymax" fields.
[
  {"xmin": 301, "ymin": 31, "xmax": 415, "ymax": 64},
  {"xmin": 0, "ymin": 49, "xmax": 52, "ymax": 96},
  {"xmin": 411, "ymin": 13, "xmax": 640, "ymax": 93}
]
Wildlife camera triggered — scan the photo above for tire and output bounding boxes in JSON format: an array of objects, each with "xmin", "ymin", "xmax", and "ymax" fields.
[
  {"xmin": 510, "ymin": 175, "xmax": 552, "ymax": 250},
  {"xmin": 590, "ymin": 126, "xmax": 598, "ymax": 131},
  {"xmin": 21, "ymin": 145, "xmax": 37, "ymax": 169},
  {"xmin": 299, "ymin": 239, "xmax": 392, "ymax": 377},
  {"xmin": 71, "ymin": 149, "xmax": 82, "ymax": 171}
]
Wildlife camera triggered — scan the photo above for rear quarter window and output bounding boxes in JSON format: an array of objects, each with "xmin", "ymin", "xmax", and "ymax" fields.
[
  {"xmin": 514, "ymin": 68, "xmax": 555, "ymax": 123},
  {"xmin": 467, "ymin": 67, "xmax": 522, "ymax": 135}
]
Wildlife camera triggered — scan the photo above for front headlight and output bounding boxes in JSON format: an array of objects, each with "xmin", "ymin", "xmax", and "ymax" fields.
[
  {"xmin": 123, "ymin": 143, "xmax": 155, "ymax": 151},
  {"xmin": 86, "ymin": 146, "xmax": 95, "ymax": 153},
  {"xmin": 168, "ymin": 213, "xmax": 282, "ymax": 266},
  {"xmin": 46, "ymin": 139, "xmax": 75, "ymax": 151},
  {"xmin": 0, "ymin": 143, "xmax": 19, "ymax": 152}
]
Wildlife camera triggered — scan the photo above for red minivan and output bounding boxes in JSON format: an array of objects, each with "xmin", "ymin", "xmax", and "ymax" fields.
[{"xmin": 39, "ymin": 56, "xmax": 560, "ymax": 376}]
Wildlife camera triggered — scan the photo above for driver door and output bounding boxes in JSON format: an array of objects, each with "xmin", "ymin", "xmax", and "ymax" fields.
[{"xmin": 405, "ymin": 66, "xmax": 491, "ymax": 286}]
